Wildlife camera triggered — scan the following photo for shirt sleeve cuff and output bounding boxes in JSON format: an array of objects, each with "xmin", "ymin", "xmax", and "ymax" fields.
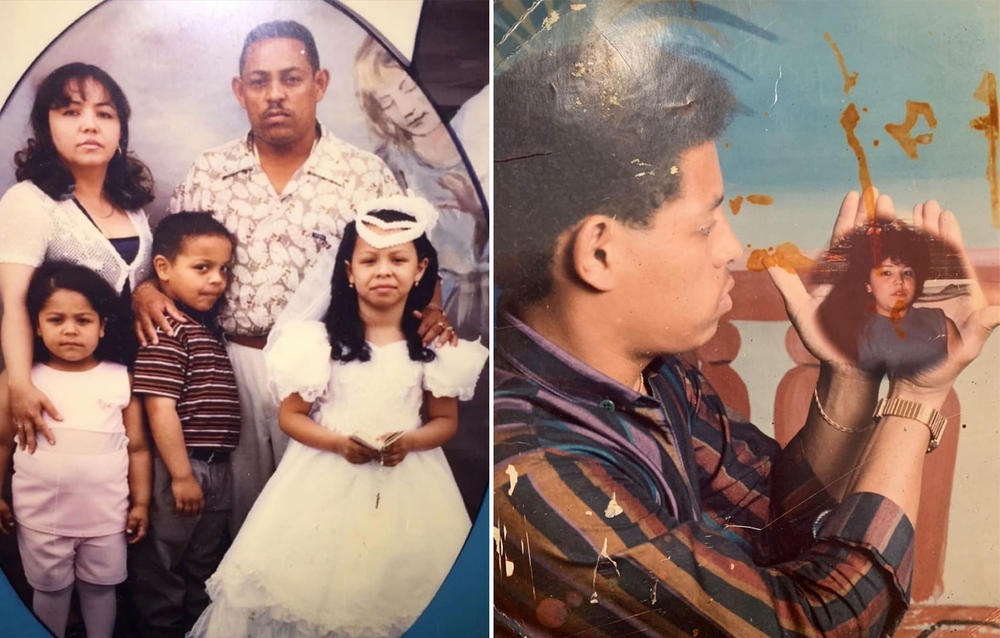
[{"xmin": 816, "ymin": 491, "xmax": 915, "ymax": 607}]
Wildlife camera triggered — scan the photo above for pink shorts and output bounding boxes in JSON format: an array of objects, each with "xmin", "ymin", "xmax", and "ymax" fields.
[{"xmin": 16, "ymin": 526, "xmax": 126, "ymax": 591}]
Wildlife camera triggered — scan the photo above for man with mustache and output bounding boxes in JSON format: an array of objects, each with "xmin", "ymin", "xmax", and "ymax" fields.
[
  {"xmin": 493, "ymin": 13, "xmax": 998, "ymax": 638},
  {"xmin": 128, "ymin": 23, "xmax": 451, "ymax": 635}
]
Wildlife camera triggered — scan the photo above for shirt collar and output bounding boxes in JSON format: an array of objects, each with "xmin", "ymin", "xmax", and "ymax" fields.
[
  {"xmin": 225, "ymin": 121, "xmax": 341, "ymax": 183},
  {"xmin": 496, "ymin": 310, "xmax": 662, "ymax": 410}
]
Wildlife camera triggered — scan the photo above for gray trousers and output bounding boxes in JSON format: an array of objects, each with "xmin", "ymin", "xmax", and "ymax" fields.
[{"xmin": 128, "ymin": 456, "xmax": 232, "ymax": 638}]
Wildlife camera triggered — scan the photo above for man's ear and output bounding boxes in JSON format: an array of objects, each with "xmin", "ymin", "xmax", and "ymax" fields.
[
  {"xmin": 569, "ymin": 215, "xmax": 617, "ymax": 292},
  {"xmin": 312, "ymin": 69, "xmax": 330, "ymax": 102},
  {"xmin": 231, "ymin": 76, "xmax": 247, "ymax": 110},
  {"xmin": 152, "ymin": 255, "xmax": 172, "ymax": 281}
]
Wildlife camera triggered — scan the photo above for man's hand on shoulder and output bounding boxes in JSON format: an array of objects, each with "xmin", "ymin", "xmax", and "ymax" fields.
[{"xmin": 132, "ymin": 280, "xmax": 185, "ymax": 346}]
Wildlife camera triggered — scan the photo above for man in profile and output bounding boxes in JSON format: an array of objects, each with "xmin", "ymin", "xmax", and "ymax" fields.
[{"xmin": 493, "ymin": 11, "xmax": 997, "ymax": 637}]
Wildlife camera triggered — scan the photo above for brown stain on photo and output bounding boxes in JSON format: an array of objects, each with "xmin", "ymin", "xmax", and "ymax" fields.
[
  {"xmin": 746, "ymin": 242, "xmax": 814, "ymax": 274},
  {"xmin": 839, "ymin": 103, "xmax": 876, "ymax": 222},
  {"xmin": 970, "ymin": 70, "xmax": 999, "ymax": 228},
  {"xmin": 746, "ymin": 194, "xmax": 774, "ymax": 206},
  {"xmin": 729, "ymin": 195, "xmax": 743, "ymax": 215},
  {"xmin": 885, "ymin": 100, "xmax": 938, "ymax": 159},
  {"xmin": 824, "ymin": 32, "xmax": 858, "ymax": 95}
]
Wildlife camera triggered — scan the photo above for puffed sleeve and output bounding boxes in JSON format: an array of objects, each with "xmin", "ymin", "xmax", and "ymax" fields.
[
  {"xmin": 0, "ymin": 183, "xmax": 53, "ymax": 267},
  {"xmin": 263, "ymin": 320, "xmax": 332, "ymax": 402},
  {"xmin": 423, "ymin": 338, "xmax": 488, "ymax": 400}
]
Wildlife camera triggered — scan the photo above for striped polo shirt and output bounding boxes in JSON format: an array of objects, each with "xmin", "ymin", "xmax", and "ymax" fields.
[
  {"xmin": 133, "ymin": 314, "xmax": 241, "ymax": 450},
  {"xmin": 494, "ymin": 311, "xmax": 914, "ymax": 637}
]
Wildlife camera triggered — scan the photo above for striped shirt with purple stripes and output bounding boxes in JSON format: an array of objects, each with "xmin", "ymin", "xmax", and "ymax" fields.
[
  {"xmin": 494, "ymin": 312, "xmax": 913, "ymax": 637},
  {"xmin": 133, "ymin": 316, "xmax": 241, "ymax": 450}
]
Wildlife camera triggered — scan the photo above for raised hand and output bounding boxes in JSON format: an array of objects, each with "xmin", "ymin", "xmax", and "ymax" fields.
[
  {"xmin": 766, "ymin": 188, "xmax": 896, "ymax": 371},
  {"xmin": 892, "ymin": 200, "xmax": 1000, "ymax": 398}
]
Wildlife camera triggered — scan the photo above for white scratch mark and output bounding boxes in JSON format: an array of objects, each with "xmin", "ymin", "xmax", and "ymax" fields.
[
  {"xmin": 604, "ymin": 491, "xmax": 624, "ymax": 518},
  {"xmin": 591, "ymin": 537, "xmax": 620, "ymax": 604},
  {"xmin": 497, "ymin": 0, "xmax": 544, "ymax": 48},
  {"xmin": 651, "ymin": 578, "xmax": 658, "ymax": 604},
  {"xmin": 584, "ymin": 510, "xmax": 593, "ymax": 516},
  {"xmin": 505, "ymin": 558, "xmax": 515, "ymax": 577},
  {"xmin": 524, "ymin": 515, "xmax": 536, "ymax": 600},
  {"xmin": 772, "ymin": 66, "xmax": 782, "ymax": 108},
  {"xmin": 570, "ymin": 3, "xmax": 586, "ymax": 10},
  {"xmin": 505, "ymin": 464, "xmax": 519, "ymax": 495}
]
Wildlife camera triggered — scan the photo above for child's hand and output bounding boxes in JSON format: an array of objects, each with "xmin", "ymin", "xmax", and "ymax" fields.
[
  {"xmin": 171, "ymin": 475, "xmax": 204, "ymax": 515},
  {"xmin": 379, "ymin": 432, "xmax": 410, "ymax": 467},
  {"xmin": 0, "ymin": 499, "xmax": 13, "ymax": 534},
  {"xmin": 333, "ymin": 435, "xmax": 378, "ymax": 464},
  {"xmin": 126, "ymin": 504, "xmax": 148, "ymax": 544}
]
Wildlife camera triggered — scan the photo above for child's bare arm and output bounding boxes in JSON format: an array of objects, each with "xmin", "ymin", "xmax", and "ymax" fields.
[
  {"xmin": 123, "ymin": 386, "xmax": 151, "ymax": 543},
  {"xmin": 379, "ymin": 393, "xmax": 458, "ymax": 467},
  {"xmin": 0, "ymin": 371, "xmax": 15, "ymax": 533},
  {"xmin": 143, "ymin": 395, "xmax": 203, "ymax": 515},
  {"xmin": 279, "ymin": 392, "xmax": 376, "ymax": 464}
]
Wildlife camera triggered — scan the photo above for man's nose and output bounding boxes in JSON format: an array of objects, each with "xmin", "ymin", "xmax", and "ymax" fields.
[{"xmin": 266, "ymin": 79, "xmax": 286, "ymax": 102}]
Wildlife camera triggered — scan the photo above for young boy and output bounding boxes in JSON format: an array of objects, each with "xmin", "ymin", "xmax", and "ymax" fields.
[{"xmin": 129, "ymin": 212, "xmax": 240, "ymax": 638}]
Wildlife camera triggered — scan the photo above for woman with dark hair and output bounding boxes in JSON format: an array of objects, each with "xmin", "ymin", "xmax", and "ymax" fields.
[
  {"xmin": 818, "ymin": 221, "xmax": 958, "ymax": 377},
  {"xmin": 0, "ymin": 62, "xmax": 155, "ymax": 449}
]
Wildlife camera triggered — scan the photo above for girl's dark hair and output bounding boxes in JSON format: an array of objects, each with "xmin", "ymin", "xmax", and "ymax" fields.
[
  {"xmin": 816, "ymin": 221, "xmax": 933, "ymax": 363},
  {"xmin": 323, "ymin": 210, "xmax": 439, "ymax": 363},
  {"xmin": 14, "ymin": 63, "xmax": 155, "ymax": 210},
  {"xmin": 26, "ymin": 262, "xmax": 133, "ymax": 365}
]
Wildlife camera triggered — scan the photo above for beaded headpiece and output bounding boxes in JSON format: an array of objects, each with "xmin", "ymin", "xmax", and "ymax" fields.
[{"xmin": 354, "ymin": 194, "xmax": 439, "ymax": 249}]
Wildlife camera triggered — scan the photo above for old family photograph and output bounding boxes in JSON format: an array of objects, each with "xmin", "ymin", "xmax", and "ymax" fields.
[{"xmin": 2, "ymin": 1, "xmax": 999, "ymax": 638}]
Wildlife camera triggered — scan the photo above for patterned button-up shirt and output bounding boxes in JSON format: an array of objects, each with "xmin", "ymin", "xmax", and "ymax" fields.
[
  {"xmin": 169, "ymin": 124, "xmax": 400, "ymax": 336},
  {"xmin": 494, "ymin": 311, "xmax": 914, "ymax": 637}
]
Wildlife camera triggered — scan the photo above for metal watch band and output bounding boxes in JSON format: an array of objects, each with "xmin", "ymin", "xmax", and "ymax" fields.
[{"xmin": 873, "ymin": 397, "xmax": 947, "ymax": 453}]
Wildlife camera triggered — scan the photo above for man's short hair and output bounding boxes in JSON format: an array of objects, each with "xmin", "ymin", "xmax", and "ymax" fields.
[
  {"xmin": 495, "ymin": 18, "xmax": 736, "ymax": 308},
  {"xmin": 153, "ymin": 212, "xmax": 235, "ymax": 262},
  {"xmin": 239, "ymin": 20, "xmax": 320, "ymax": 73}
]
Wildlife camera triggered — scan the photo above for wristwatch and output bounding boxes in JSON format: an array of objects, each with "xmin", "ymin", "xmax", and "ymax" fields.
[{"xmin": 873, "ymin": 397, "xmax": 947, "ymax": 453}]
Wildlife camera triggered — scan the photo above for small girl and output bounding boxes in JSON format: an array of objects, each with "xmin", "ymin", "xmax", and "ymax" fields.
[
  {"xmin": 189, "ymin": 197, "xmax": 488, "ymax": 637},
  {"xmin": 0, "ymin": 263, "xmax": 151, "ymax": 638}
]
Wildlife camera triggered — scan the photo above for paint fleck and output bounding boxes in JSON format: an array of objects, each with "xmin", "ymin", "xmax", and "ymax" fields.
[
  {"xmin": 824, "ymin": 32, "xmax": 859, "ymax": 95},
  {"xmin": 570, "ymin": 3, "xmax": 586, "ymax": 11},
  {"xmin": 669, "ymin": 165, "xmax": 679, "ymax": 175},
  {"xmin": 584, "ymin": 510, "xmax": 593, "ymax": 516},
  {"xmin": 604, "ymin": 492, "xmax": 624, "ymax": 518},
  {"xmin": 571, "ymin": 62, "xmax": 587, "ymax": 78},
  {"xmin": 873, "ymin": 139, "xmax": 880, "ymax": 147},
  {"xmin": 724, "ymin": 142, "xmax": 730, "ymax": 149},
  {"xmin": 505, "ymin": 558, "xmax": 515, "ymax": 577},
  {"xmin": 505, "ymin": 464, "xmax": 519, "ymax": 495},
  {"xmin": 885, "ymin": 101, "xmax": 938, "ymax": 159},
  {"xmin": 970, "ymin": 71, "xmax": 999, "ymax": 228},
  {"xmin": 729, "ymin": 196, "xmax": 744, "ymax": 215},
  {"xmin": 746, "ymin": 194, "xmax": 774, "ymax": 206},
  {"xmin": 541, "ymin": 10, "xmax": 560, "ymax": 31}
]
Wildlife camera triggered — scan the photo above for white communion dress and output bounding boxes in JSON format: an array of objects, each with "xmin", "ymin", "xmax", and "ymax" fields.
[{"xmin": 188, "ymin": 320, "xmax": 488, "ymax": 638}]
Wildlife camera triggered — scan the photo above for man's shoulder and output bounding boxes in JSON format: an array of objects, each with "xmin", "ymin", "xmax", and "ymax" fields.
[
  {"xmin": 184, "ymin": 136, "xmax": 253, "ymax": 178},
  {"xmin": 313, "ymin": 127, "xmax": 390, "ymax": 170}
]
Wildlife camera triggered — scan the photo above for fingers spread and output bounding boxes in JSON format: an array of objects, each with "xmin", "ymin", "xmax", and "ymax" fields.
[{"xmin": 832, "ymin": 191, "xmax": 860, "ymax": 244}]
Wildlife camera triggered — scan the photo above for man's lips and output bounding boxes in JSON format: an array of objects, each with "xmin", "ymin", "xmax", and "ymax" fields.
[{"xmin": 263, "ymin": 110, "xmax": 292, "ymax": 121}]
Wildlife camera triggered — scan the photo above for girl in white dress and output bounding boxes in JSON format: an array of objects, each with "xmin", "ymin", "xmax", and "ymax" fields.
[{"xmin": 189, "ymin": 196, "xmax": 487, "ymax": 638}]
